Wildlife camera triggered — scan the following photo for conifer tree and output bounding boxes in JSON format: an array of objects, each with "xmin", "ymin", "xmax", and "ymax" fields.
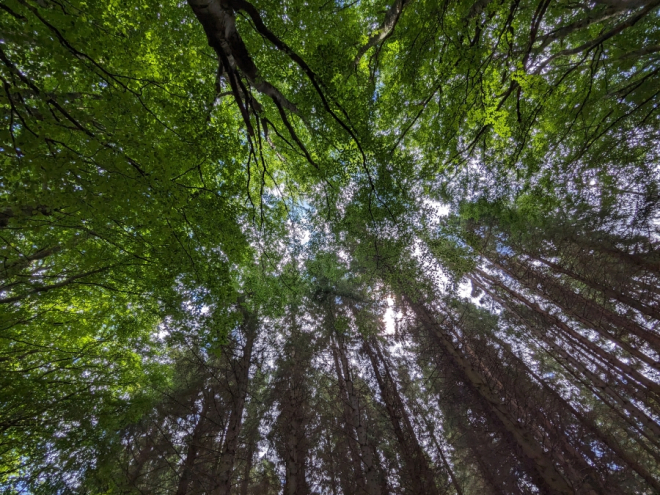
[{"xmin": 2, "ymin": 0, "xmax": 660, "ymax": 493}]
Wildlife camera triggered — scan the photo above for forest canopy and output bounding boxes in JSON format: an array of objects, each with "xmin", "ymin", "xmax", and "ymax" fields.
[{"xmin": 1, "ymin": 0, "xmax": 660, "ymax": 493}]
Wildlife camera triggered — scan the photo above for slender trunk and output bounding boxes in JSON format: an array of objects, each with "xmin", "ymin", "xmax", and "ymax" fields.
[
  {"xmin": 371, "ymin": 439, "xmax": 391, "ymax": 495},
  {"xmin": 489, "ymin": 255, "xmax": 660, "ymax": 359},
  {"xmin": 476, "ymin": 269, "xmax": 660, "ymax": 405},
  {"xmin": 562, "ymin": 233, "xmax": 660, "ymax": 276},
  {"xmin": 126, "ymin": 427, "xmax": 156, "ymax": 488},
  {"xmin": 326, "ymin": 431, "xmax": 340, "ymax": 495},
  {"xmin": 334, "ymin": 418, "xmax": 357, "ymax": 495},
  {"xmin": 333, "ymin": 335, "xmax": 381, "ymax": 495},
  {"xmin": 456, "ymin": 333, "xmax": 606, "ymax": 493},
  {"xmin": 404, "ymin": 296, "xmax": 574, "ymax": 495},
  {"xmin": 472, "ymin": 277, "xmax": 660, "ymax": 454},
  {"xmin": 330, "ymin": 339, "xmax": 368, "ymax": 492},
  {"xmin": 176, "ymin": 395, "xmax": 211, "ymax": 495},
  {"xmin": 213, "ymin": 322, "xmax": 256, "ymax": 495},
  {"xmin": 239, "ymin": 439, "xmax": 255, "ymax": 495},
  {"xmin": 489, "ymin": 331, "xmax": 660, "ymax": 492},
  {"xmin": 533, "ymin": 254, "xmax": 660, "ymax": 321},
  {"xmin": 278, "ymin": 324, "xmax": 311, "ymax": 495},
  {"xmin": 473, "ymin": 274, "xmax": 660, "ymax": 438},
  {"xmin": 473, "ymin": 453, "xmax": 507, "ymax": 495},
  {"xmin": 421, "ymin": 415, "xmax": 464, "ymax": 495},
  {"xmin": 363, "ymin": 336, "xmax": 441, "ymax": 495},
  {"xmin": 282, "ymin": 385, "xmax": 310, "ymax": 495},
  {"xmin": 477, "ymin": 268, "xmax": 660, "ymax": 396}
]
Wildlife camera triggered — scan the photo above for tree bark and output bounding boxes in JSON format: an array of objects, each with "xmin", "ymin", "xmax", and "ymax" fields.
[
  {"xmin": 213, "ymin": 312, "xmax": 257, "ymax": 495},
  {"xmin": 420, "ymin": 414, "xmax": 464, "ymax": 495},
  {"xmin": 404, "ymin": 295, "xmax": 574, "ymax": 495},
  {"xmin": 454, "ymin": 330, "xmax": 606, "ymax": 493},
  {"xmin": 353, "ymin": 0, "xmax": 412, "ymax": 66},
  {"xmin": 363, "ymin": 336, "xmax": 441, "ymax": 495},
  {"xmin": 476, "ymin": 268, "xmax": 660, "ymax": 402},
  {"xmin": 239, "ymin": 439, "xmax": 255, "ymax": 495},
  {"xmin": 488, "ymin": 330, "xmax": 660, "ymax": 492},
  {"xmin": 533, "ymin": 254, "xmax": 660, "ymax": 321},
  {"xmin": 176, "ymin": 394, "xmax": 211, "ymax": 495},
  {"xmin": 330, "ymin": 339, "xmax": 368, "ymax": 491},
  {"xmin": 333, "ymin": 335, "xmax": 381, "ymax": 495},
  {"xmin": 281, "ymin": 384, "xmax": 311, "ymax": 495},
  {"xmin": 471, "ymin": 276, "xmax": 660, "ymax": 451},
  {"xmin": 488, "ymin": 255, "xmax": 660, "ymax": 359}
]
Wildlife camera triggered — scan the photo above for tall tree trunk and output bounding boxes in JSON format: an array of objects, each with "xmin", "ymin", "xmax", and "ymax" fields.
[
  {"xmin": 276, "ymin": 315, "xmax": 312, "ymax": 495},
  {"xmin": 473, "ymin": 452, "xmax": 507, "ymax": 495},
  {"xmin": 488, "ymin": 255, "xmax": 660, "ymax": 358},
  {"xmin": 454, "ymin": 331, "xmax": 607, "ymax": 493},
  {"xmin": 475, "ymin": 269, "xmax": 660, "ymax": 419},
  {"xmin": 471, "ymin": 277, "xmax": 660, "ymax": 455},
  {"xmin": 475, "ymin": 268, "xmax": 660, "ymax": 401},
  {"xmin": 213, "ymin": 313, "xmax": 257, "ymax": 495},
  {"xmin": 363, "ymin": 336, "xmax": 441, "ymax": 495},
  {"xmin": 564, "ymin": 233, "xmax": 660, "ymax": 276},
  {"xmin": 281, "ymin": 383, "xmax": 311, "ymax": 495},
  {"xmin": 176, "ymin": 394, "xmax": 211, "ymax": 495},
  {"xmin": 239, "ymin": 439, "xmax": 255, "ymax": 495},
  {"xmin": 420, "ymin": 414, "xmax": 464, "ymax": 495},
  {"xmin": 532, "ymin": 253, "xmax": 660, "ymax": 320},
  {"xmin": 330, "ymin": 339, "xmax": 368, "ymax": 492},
  {"xmin": 325, "ymin": 430, "xmax": 340, "ymax": 495},
  {"xmin": 126, "ymin": 425, "xmax": 157, "ymax": 488},
  {"xmin": 332, "ymin": 335, "xmax": 381, "ymax": 495},
  {"xmin": 371, "ymin": 441, "xmax": 391, "ymax": 495},
  {"xmin": 404, "ymin": 295, "xmax": 575, "ymax": 495},
  {"xmin": 488, "ymin": 330, "xmax": 660, "ymax": 492}
]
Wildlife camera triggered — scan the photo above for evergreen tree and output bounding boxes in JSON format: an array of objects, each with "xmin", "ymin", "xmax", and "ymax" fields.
[{"xmin": 2, "ymin": 0, "xmax": 660, "ymax": 493}]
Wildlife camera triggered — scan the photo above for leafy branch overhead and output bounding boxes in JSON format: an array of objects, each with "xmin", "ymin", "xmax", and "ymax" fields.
[{"xmin": 1, "ymin": 0, "xmax": 660, "ymax": 493}]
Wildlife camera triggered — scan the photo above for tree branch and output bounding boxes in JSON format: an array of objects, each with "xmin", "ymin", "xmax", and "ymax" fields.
[
  {"xmin": 534, "ymin": 0, "xmax": 660, "ymax": 73},
  {"xmin": 354, "ymin": 0, "xmax": 412, "ymax": 67}
]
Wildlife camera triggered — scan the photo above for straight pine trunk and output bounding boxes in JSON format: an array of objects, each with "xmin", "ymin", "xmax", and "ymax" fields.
[
  {"xmin": 404, "ymin": 295, "xmax": 574, "ymax": 495},
  {"xmin": 214, "ymin": 313, "xmax": 256, "ymax": 495},
  {"xmin": 333, "ymin": 335, "xmax": 381, "ymax": 495},
  {"xmin": 471, "ymin": 277, "xmax": 660, "ymax": 456},
  {"xmin": 363, "ymin": 336, "xmax": 441, "ymax": 495},
  {"xmin": 176, "ymin": 395, "xmax": 211, "ymax": 495}
]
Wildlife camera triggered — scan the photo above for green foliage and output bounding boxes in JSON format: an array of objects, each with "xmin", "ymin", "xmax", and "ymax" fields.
[{"xmin": 1, "ymin": 0, "xmax": 659, "ymax": 491}]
